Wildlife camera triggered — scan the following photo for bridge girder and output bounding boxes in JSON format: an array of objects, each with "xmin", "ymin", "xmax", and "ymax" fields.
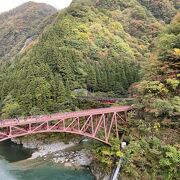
[{"xmin": 0, "ymin": 106, "xmax": 131, "ymax": 144}]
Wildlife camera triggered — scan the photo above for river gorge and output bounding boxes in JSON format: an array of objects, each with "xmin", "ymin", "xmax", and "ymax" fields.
[{"xmin": 0, "ymin": 140, "xmax": 95, "ymax": 180}]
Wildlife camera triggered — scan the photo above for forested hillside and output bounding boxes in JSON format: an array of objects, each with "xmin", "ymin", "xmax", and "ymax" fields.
[
  {"xmin": 0, "ymin": 1, "xmax": 57, "ymax": 61},
  {"xmin": 121, "ymin": 13, "xmax": 180, "ymax": 179},
  {"xmin": 0, "ymin": 0, "xmax": 178, "ymax": 118},
  {"xmin": 92, "ymin": 12, "xmax": 180, "ymax": 180}
]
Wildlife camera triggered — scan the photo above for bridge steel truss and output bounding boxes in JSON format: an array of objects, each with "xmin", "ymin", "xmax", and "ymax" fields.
[{"xmin": 0, "ymin": 106, "xmax": 132, "ymax": 145}]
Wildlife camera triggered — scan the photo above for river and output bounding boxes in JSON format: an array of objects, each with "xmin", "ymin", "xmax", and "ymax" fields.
[{"xmin": 0, "ymin": 141, "xmax": 95, "ymax": 180}]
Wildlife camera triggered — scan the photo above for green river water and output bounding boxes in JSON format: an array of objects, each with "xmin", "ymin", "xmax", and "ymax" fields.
[{"xmin": 0, "ymin": 141, "xmax": 95, "ymax": 180}]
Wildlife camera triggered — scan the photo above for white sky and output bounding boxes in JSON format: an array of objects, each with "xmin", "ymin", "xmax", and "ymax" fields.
[{"xmin": 0, "ymin": 0, "xmax": 72, "ymax": 13}]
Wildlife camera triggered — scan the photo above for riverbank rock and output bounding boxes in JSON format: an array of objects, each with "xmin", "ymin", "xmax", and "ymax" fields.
[
  {"xmin": 11, "ymin": 138, "xmax": 44, "ymax": 149},
  {"xmin": 51, "ymin": 149, "xmax": 93, "ymax": 168},
  {"xmin": 30, "ymin": 142, "xmax": 75, "ymax": 159},
  {"xmin": 64, "ymin": 162, "xmax": 73, "ymax": 167},
  {"xmin": 74, "ymin": 149, "xmax": 93, "ymax": 166},
  {"xmin": 90, "ymin": 161, "xmax": 111, "ymax": 180},
  {"xmin": 11, "ymin": 137, "xmax": 99, "ymax": 178}
]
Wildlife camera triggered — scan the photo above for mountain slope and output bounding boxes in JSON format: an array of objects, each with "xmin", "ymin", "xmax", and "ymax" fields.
[
  {"xmin": 0, "ymin": 0, "xmax": 179, "ymax": 117},
  {"xmin": 137, "ymin": 0, "xmax": 177, "ymax": 23},
  {"xmin": 0, "ymin": 1, "xmax": 57, "ymax": 61},
  {"xmin": 120, "ymin": 13, "xmax": 180, "ymax": 179}
]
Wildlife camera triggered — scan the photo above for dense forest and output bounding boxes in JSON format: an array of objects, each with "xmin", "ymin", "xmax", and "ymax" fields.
[
  {"xmin": 91, "ymin": 10, "xmax": 179, "ymax": 180},
  {"xmin": 1, "ymin": 0, "xmax": 179, "ymax": 118},
  {"xmin": 122, "ymin": 13, "xmax": 180, "ymax": 179}
]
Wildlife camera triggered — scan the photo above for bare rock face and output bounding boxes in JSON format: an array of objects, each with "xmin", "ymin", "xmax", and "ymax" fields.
[{"xmin": 20, "ymin": 37, "xmax": 33, "ymax": 53}]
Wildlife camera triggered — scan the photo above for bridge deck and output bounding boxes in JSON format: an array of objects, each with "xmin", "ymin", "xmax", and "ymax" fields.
[{"xmin": 0, "ymin": 106, "xmax": 131, "ymax": 127}]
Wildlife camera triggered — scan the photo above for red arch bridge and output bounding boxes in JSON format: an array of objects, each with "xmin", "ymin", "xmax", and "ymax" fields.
[{"xmin": 0, "ymin": 106, "xmax": 132, "ymax": 145}]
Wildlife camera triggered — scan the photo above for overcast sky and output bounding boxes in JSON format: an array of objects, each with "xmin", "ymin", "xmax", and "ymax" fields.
[{"xmin": 0, "ymin": 0, "xmax": 72, "ymax": 13}]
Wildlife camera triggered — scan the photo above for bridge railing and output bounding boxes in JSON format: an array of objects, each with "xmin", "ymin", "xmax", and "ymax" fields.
[{"xmin": 77, "ymin": 96, "xmax": 134, "ymax": 102}]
